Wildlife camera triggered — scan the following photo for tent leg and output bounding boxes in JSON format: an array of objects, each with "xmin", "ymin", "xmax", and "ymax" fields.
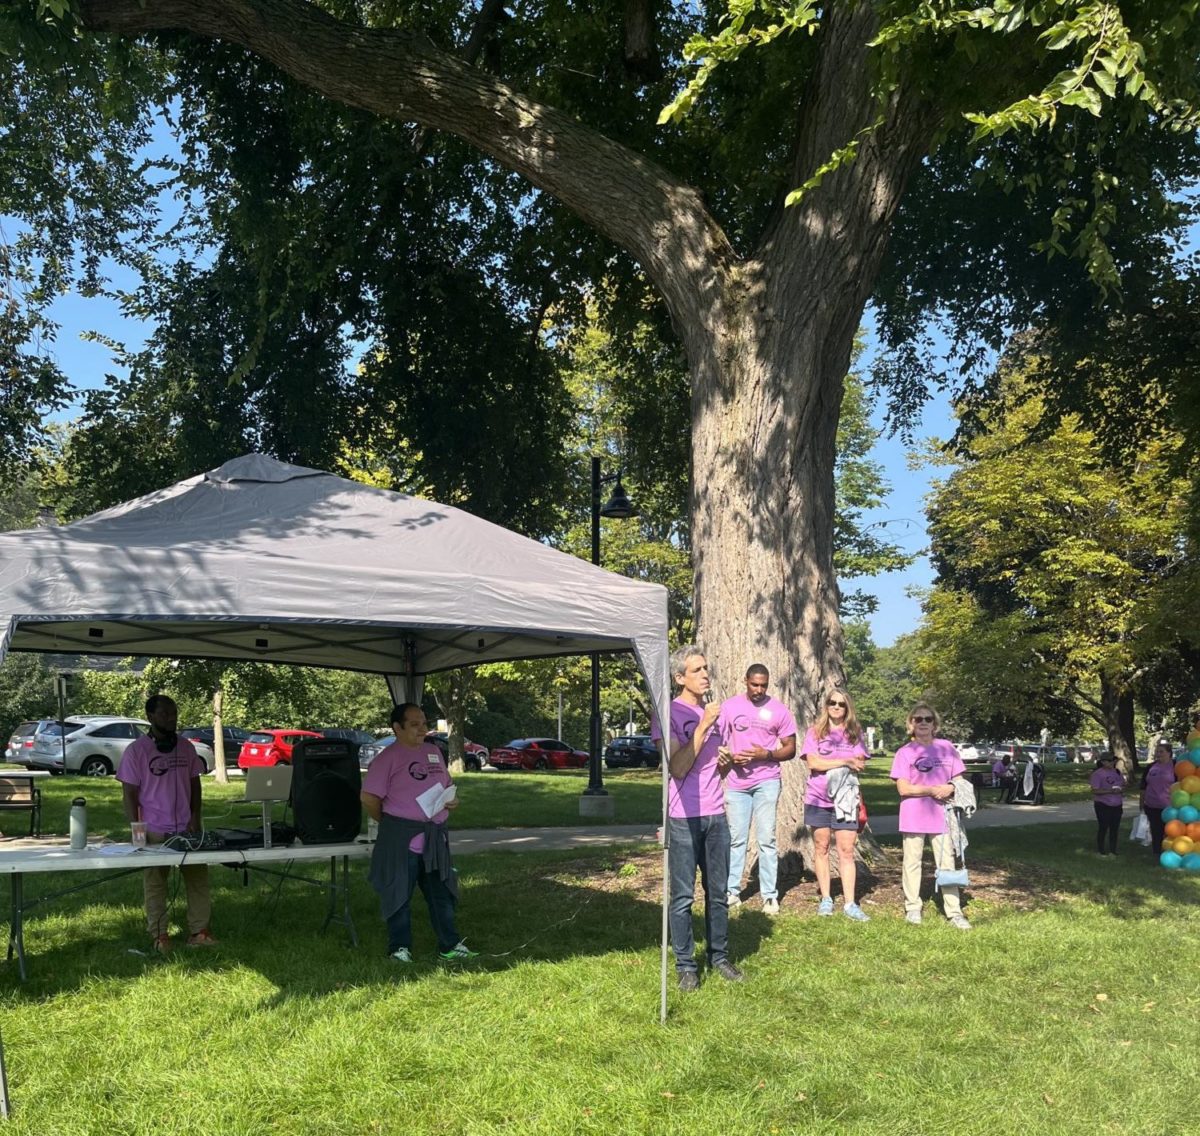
[
  {"xmin": 0, "ymin": 1025, "xmax": 11, "ymax": 1118},
  {"xmin": 660, "ymin": 838, "xmax": 670, "ymax": 1024}
]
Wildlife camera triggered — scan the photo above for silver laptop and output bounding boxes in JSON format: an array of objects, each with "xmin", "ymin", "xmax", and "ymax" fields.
[{"xmin": 244, "ymin": 765, "xmax": 293, "ymax": 802}]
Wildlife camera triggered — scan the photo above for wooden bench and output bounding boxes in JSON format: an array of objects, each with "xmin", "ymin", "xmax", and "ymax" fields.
[{"xmin": 0, "ymin": 777, "xmax": 41, "ymax": 837}]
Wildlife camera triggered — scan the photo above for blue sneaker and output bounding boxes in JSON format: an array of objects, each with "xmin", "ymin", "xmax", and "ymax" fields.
[
  {"xmin": 844, "ymin": 903, "xmax": 870, "ymax": 922},
  {"xmin": 817, "ymin": 897, "xmax": 834, "ymax": 916}
]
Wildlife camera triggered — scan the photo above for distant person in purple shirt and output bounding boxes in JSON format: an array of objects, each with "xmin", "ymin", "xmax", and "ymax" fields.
[
  {"xmin": 1140, "ymin": 740, "xmax": 1176, "ymax": 858},
  {"xmin": 801, "ymin": 688, "xmax": 869, "ymax": 921},
  {"xmin": 652, "ymin": 645, "xmax": 743, "ymax": 991},
  {"xmin": 718, "ymin": 664, "xmax": 797, "ymax": 915},
  {"xmin": 890, "ymin": 702, "xmax": 971, "ymax": 930},
  {"xmin": 1089, "ymin": 752, "xmax": 1126, "ymax": 855}
]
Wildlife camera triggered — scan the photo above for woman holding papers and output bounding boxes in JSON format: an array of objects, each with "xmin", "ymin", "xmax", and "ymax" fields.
[{"xmin": 361, "ymin": 703, "xmax": 478, "ymax": 964}]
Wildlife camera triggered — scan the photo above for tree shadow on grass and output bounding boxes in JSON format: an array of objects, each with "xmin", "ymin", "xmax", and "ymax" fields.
[{"xmin": 0, "ymin": 847, "xmax": 777, "ymax": 1005}]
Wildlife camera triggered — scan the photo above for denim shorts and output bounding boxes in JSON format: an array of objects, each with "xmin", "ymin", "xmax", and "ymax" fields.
[{"xmin": 804, "ymin": 803, "xmax": 858, "ymax": 832}]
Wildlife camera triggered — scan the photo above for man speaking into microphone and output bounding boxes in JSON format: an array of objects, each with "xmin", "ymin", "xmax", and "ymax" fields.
[{"xmin": 652, "ymin": 645, "xmax": 744, "ymax": 991}]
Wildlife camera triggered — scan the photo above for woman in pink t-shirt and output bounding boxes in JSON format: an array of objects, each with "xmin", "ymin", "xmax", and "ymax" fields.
[
  {"xmin": 889, "ymin": 702, "xmax": 970, "ymax": 929},
  {"xmin": 801, "ymin": 689, "xmax": 869, "ymax": 921},
  {"xmin": 1139, "ymin": 740, "xmax": 1176, "ymax": 858},
  {"xmin": 1089, "ymin": 752, "xmax": 1126, "ymax": 856}
]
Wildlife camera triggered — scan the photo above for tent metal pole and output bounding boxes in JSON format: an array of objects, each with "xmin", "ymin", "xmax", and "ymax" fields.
[{"xmin": 0, "ymin": 1024, "xmax": 11, "ymax": 1117}]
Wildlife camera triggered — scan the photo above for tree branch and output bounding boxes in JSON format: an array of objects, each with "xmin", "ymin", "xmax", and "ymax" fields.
[{"xmin": 78, "ymin": 0, "xmax": 737, "ymax": 337}]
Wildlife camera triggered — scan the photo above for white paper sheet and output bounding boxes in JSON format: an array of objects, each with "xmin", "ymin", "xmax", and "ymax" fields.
[{"xmin": 415, "ymin": 782, "xmax": 457, "ymax": 818}]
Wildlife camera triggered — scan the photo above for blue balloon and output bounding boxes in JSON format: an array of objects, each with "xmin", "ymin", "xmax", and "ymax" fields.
[
  {"xmin": 1182, "ymin": 853, "xmax": 1200, "ymax": 872},
  {"xmin": 1161, "ymin": 851, "xmax": 1184, "ymax": 870},
  {"xmin": 1163, "ymin": 807, "xmax": 1180, "ymax": 822},
  {"xmin": 1180, "ymin": 805, "xmax": 1200, "ymax": 824}
]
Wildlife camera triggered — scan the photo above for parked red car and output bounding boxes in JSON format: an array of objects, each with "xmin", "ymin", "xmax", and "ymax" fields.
[
  {"xmin": 237, "ymin": 728, "xmax": 323, "ymax": 768},
  {"xmin": 488, "ymin": 738, "xmax": 588, "ymax": 771}
]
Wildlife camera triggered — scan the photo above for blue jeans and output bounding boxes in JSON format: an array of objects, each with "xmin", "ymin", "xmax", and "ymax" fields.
[
  {"xmin": 385, "ymin": 850, "xmax": 461, "ymax": 954},
  {"xmin": 726, "ymin": 779, "xmax": 781, "ymax": 900},
  {"xmin": 667, "ymin": 814, "xmax": 730, "ymax": 972}
]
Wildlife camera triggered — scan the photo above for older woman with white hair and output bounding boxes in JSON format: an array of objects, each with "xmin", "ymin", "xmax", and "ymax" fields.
[{"xmin": 890, "ymin": 702, "xmax": 971, "ymax": 930}]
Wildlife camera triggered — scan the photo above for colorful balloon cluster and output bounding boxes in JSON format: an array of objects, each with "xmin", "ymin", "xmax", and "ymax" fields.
[{"xmin": 1160, "ymin": 730, "xmax": 1200, "ymax": 870}]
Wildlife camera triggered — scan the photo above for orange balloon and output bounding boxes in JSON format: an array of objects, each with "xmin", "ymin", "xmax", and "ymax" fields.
[
  {"xmin": 1177, "ymin": 760, "xmax": 1197, "ymax": 779},
  {"xmin": 1166, "ymin": 820, "xmax": 1186, "ymax": 838},
  {"xmin": 1183, "ymin": 776, "xmax": 1200, "ymax": 795},
  {"xmin": 1173, "ymin": 837, "xmax": 1195, "ymax": 854},
  {"xmin": 1186, "ymin": 823, "xmax": 1200, "ymax": 841}
]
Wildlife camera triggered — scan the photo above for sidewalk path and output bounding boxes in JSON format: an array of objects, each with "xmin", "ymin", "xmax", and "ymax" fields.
[{"xmin": 450, "ymin": 800, "xmax": 1098, "ymax": 854}]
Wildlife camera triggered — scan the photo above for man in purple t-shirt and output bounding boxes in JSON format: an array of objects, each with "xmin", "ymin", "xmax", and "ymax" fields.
[
  {"xmin": 718, "ymin": 664, "xmax": 797, "ymax": 915},
  {"xmin": 652, "ymin": 645, "xmax": 743, "ymax": 990},
  {"xmin": 117, "ymin": 694, "xmax": 215, "ymax": 953}
]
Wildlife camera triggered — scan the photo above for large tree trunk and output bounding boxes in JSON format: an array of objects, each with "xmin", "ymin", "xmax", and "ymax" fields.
[
  {"xmin": 78, "ymin": 0, "xmax": 937, "ymax": 866},
  {"xmin": 1101, "ymin": 673, "xmax": 1137, "ymax": 776}
]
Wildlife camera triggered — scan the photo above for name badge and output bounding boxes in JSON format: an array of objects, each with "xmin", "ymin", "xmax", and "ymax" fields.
[
  {"xmin": 758, "ymin": 707, "xmax": 773, "ymax": 721},
  {"xmin": 428, "ymin": 753, "xmax": 441, "ymax": 764}
]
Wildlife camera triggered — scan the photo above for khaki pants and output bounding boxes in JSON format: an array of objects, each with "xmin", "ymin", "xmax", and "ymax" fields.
[
  {"xmin": 143, "ymin": 865, "xmax": 212, "ymax": 938},
  {"xmin": 900, "ymin": 833, "xmax": 962, "ymax": 919}
]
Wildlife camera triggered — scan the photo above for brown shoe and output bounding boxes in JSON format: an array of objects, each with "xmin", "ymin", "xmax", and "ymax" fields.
[
  {"xmin": 186, "ymin": 929, "xmax": 219, "ymax": 948},
  {"xmin": 153, "ymin": 934, "xmax": 172, "ymax": 954}
]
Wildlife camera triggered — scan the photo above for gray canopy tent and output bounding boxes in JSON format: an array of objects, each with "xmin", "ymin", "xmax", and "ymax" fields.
[
  {"xmin": 0, "ymin": 453, "xmax": 677, "ymax": 1018},
  {"xmin": 0, "ymin": 454, "xmax": 671, "ymax": 709}
]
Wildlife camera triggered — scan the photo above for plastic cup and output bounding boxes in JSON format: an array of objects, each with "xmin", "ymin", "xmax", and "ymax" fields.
[{"xmin": 131, "ymin": 821, "xmax": 147, "ymax": 847}]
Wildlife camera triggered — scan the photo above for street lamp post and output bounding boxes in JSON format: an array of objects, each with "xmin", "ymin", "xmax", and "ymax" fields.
[{"xmin": 580, "ymin": 456, "xmax": 637, "ymax": 818}]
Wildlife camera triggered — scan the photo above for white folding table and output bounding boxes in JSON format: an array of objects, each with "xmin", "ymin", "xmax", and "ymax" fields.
[{"xmin": 0, "ymin": 839, "xmax": 372, "ymax": 981}]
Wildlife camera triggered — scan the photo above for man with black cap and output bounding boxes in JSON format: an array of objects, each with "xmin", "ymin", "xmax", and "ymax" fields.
[
  {"xmin": 361, "ymin": 703, "xmax": 478, "ymax": 964},
  {"xmin": 117, "ymin": 693, "xmax": 216, "ymax": 953}
]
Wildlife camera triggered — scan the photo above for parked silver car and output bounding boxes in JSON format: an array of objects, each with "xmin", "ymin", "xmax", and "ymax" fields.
[
  {"xmin": 5, "ymin": 719, "xmax": 57, "ymax": 766},
  {"xmin": 30, "ymin": 716, "xmax": 150, "ymax": 777}
]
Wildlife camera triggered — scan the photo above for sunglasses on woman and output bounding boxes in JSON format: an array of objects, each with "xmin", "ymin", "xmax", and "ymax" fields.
[
  {"xmin": 911, "ymin": 715, "xmax": 934, "ymax": 724},
  {"xmin": 826, "ymin": 699, "xmax": 848, "ymax": 708}
]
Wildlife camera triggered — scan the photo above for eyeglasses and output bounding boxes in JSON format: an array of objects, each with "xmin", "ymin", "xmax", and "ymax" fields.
[
  {"xmin": 826, "ymin": 699, "xmax": 848, "ymax": 708},
  {"xmin": 911, "ymin": 715, "xmax": 934, "ymax": 724}
]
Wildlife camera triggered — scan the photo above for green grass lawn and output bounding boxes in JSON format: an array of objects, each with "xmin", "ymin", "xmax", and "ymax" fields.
[
  {"xmin": 5, "ymin": 762, "xmax": 1100, "ymax": 841},
  {"xmin": 0, "ymin": 815, "xmax": 1194, "ymax": 1134},
  {"xmin": 5, "ymin": 769, "xmax": 666, "ymax": 838}
]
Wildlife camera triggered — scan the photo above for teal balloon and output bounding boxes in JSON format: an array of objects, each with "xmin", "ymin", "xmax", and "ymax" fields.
[
  {"xmin": 1161, "ymin": 851, "xmax": 1184, "ymax": 870},
  {"xmin": 1172, "ymin": 789, "xmax": 1191, "ymax": 808},
  {"xmin": 1179, "ymin": 806, "xmax": 1199, "ymax": 824},
  {"xmin": 1163, "ymin": 808, "xmax": 1180, "ymax": 822},
  {"xmin": 1183, "ymin": 853, "xmax": 1200, "ymax": 872}
]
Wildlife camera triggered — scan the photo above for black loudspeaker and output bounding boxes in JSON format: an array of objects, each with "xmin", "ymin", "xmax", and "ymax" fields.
[{"xmin": 290, "ymin": 738, "xmax": 362, "ymax": 844}]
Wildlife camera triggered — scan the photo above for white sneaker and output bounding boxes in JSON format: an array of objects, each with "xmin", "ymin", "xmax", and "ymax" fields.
[
  {"xmin": 948, "ymin": 914, "xmax": 972, "ymax": 931},
  {"xmin": 390, "ymin": 947, "xmax": 413, "ymax": 963},
  {"xmin": 762, "ymin": 898, "xmax": 779, "ymax": 916},
  {"xmin": 905, "ymin": 911, "xmax": 922, "ymax": 925},
  {"xmin": 726, "ymin": 892, "xmax": 742, "ymax": 908}
]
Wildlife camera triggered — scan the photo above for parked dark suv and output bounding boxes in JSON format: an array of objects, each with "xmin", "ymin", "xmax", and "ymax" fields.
[{"xmin": 604, "ymin": 734, "xmax": 660, "ymax": 770}]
